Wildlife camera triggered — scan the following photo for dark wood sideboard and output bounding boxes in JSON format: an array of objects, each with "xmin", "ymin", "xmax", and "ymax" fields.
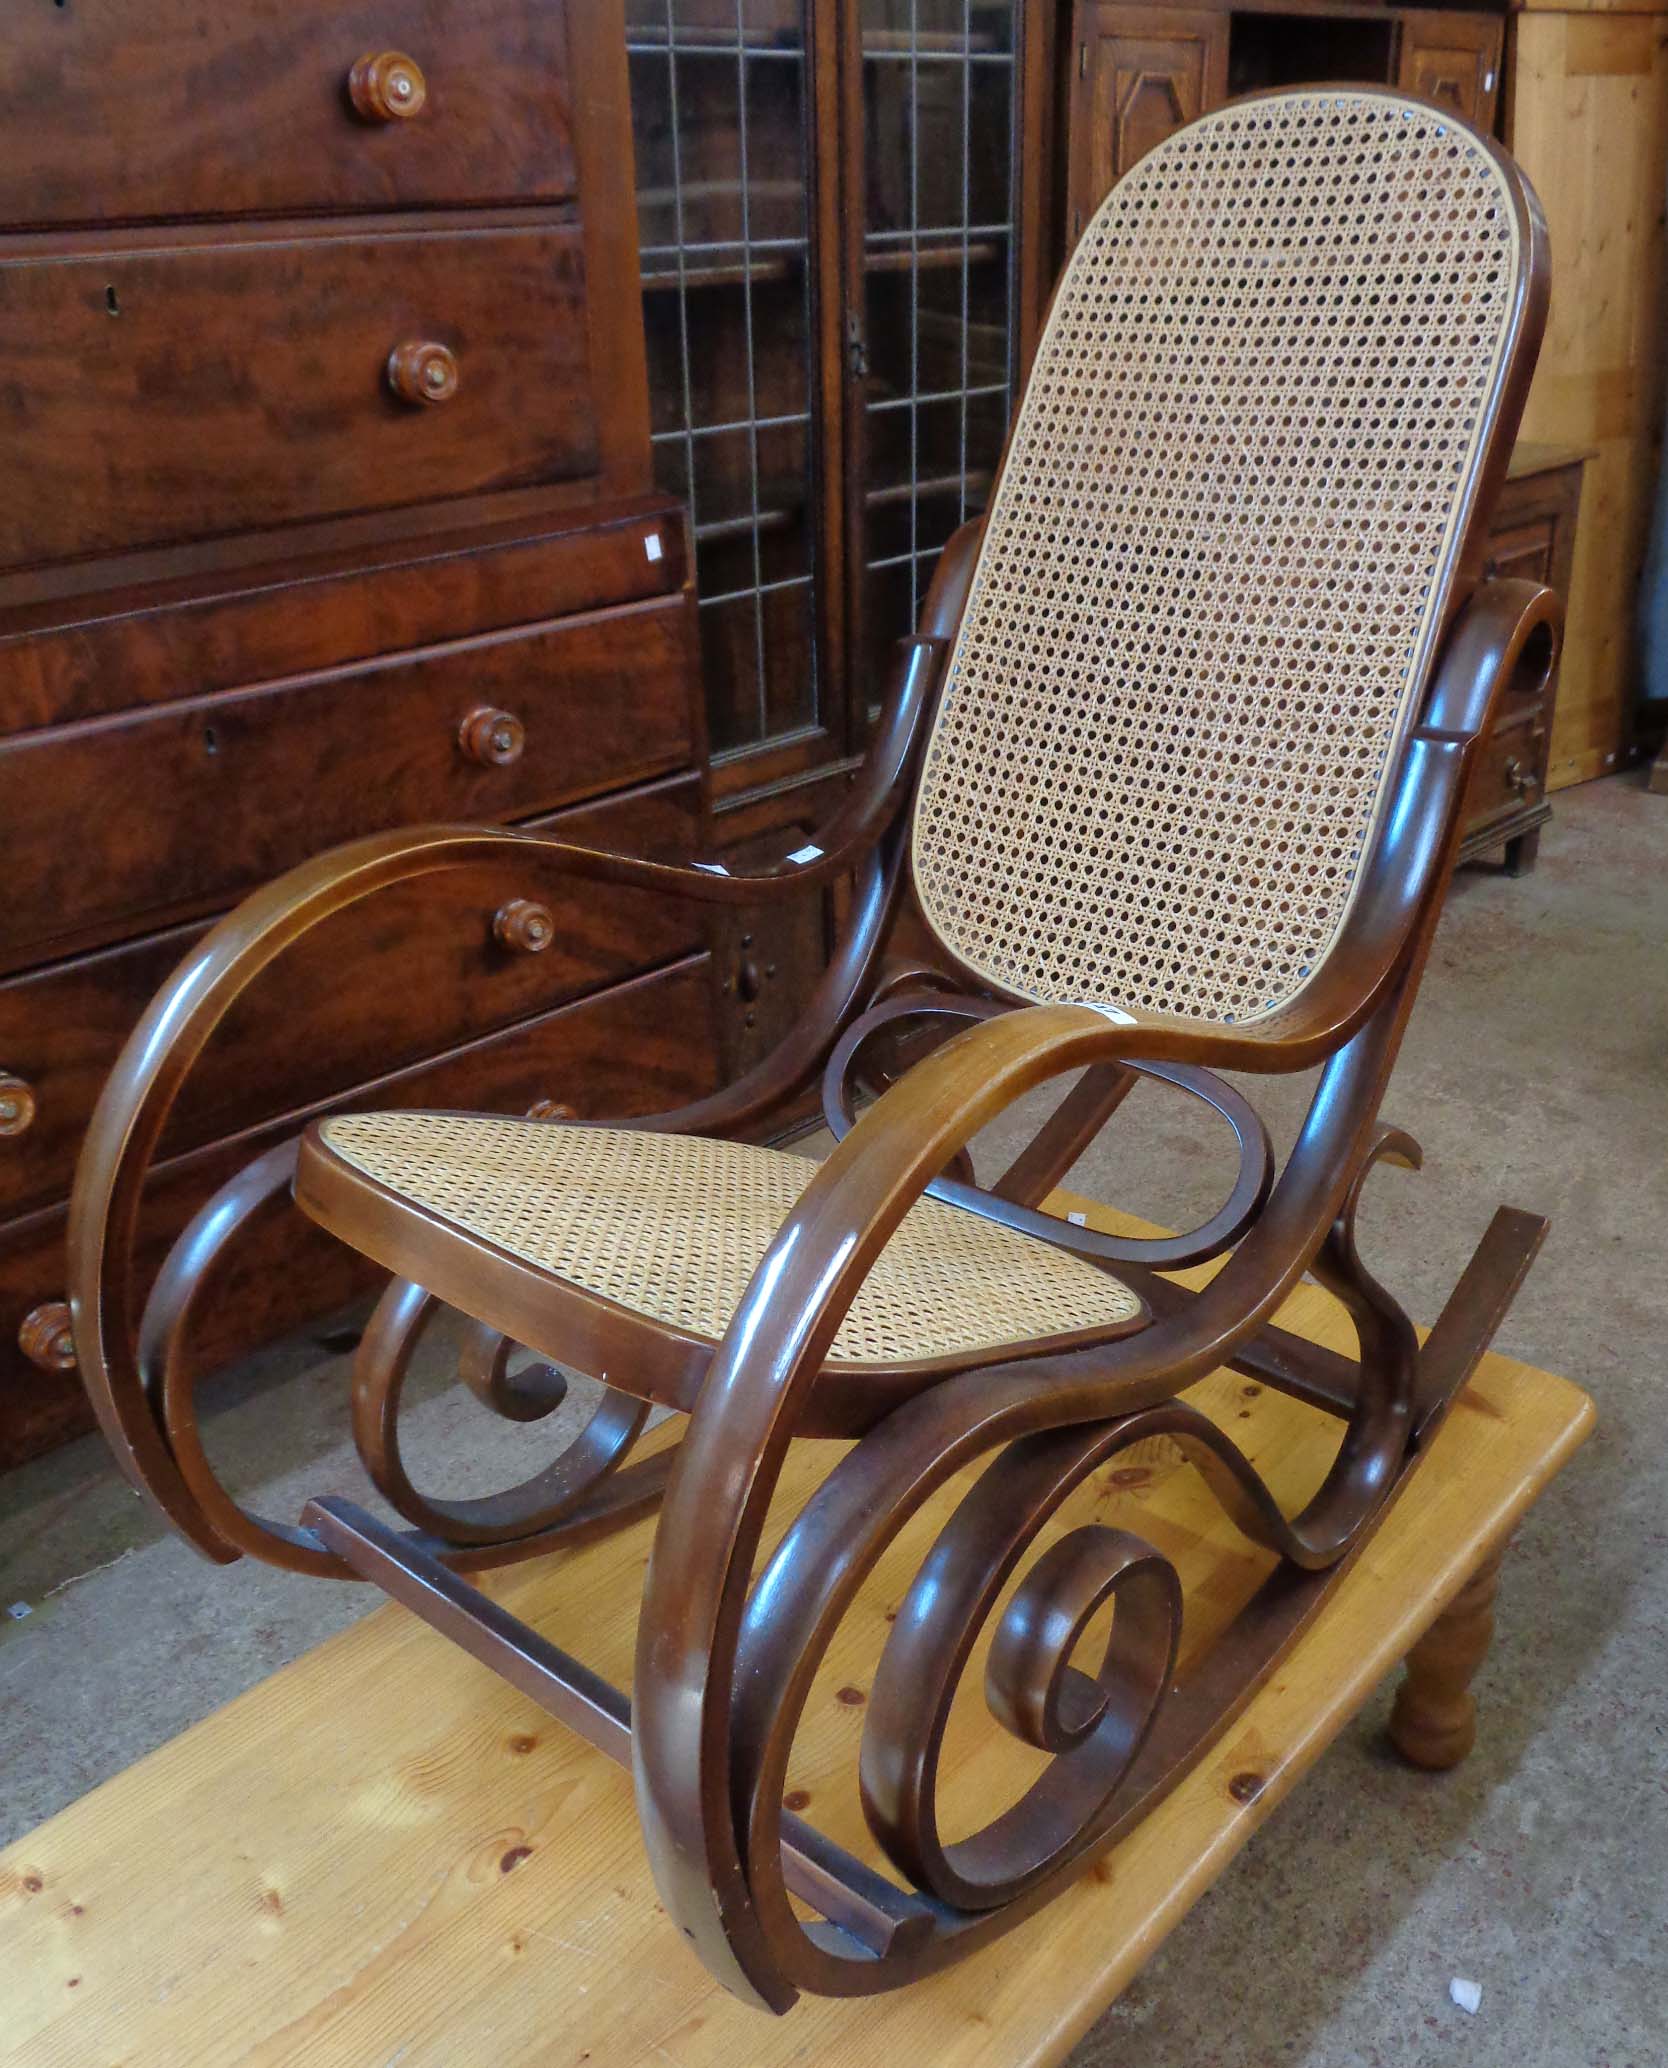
[{"xmin": 0, "ymin": 0, "xmax": 725, "ymax": 1468}]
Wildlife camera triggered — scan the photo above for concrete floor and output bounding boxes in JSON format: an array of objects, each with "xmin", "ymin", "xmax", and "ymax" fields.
[{"xmin": 2, "ymin": 773, "xmax": 1664, "ymax": 2065}]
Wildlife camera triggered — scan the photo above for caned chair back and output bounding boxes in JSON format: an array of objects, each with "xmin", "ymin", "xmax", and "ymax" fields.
[{"xmin": 910, "ymin": 89, "xmax": 1531, "ymax": 1026}]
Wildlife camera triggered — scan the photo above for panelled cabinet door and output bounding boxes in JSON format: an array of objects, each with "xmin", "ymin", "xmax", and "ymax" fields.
[
  {"xmin": 1396, "ymin": 13, "xmax": 1503, "ymax": 131},
  {"xmin": 1067, "ymin": 3, "xmax": 1229, "ymax": 241}
]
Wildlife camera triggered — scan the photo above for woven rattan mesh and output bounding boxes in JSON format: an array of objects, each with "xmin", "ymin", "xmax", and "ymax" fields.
[
  {"xmin": 319, "ymin": 1114, "xmax": 1142, "ymax": 1366},
  {"xmin": 911, "ymin": 91, "xmax": 1521, "ymax": 1023}
]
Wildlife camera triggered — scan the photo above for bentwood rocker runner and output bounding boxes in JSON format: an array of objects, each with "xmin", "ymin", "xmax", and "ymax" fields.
[{"xmin": 69, "ymin": 87, "xmax": 1559, "ymax": 2012}]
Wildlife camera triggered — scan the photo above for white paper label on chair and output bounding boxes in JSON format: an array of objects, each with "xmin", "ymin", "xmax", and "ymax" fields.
[
  {"xmin": 1072, "ymin": 1002, "xmax": 1138, "ymax": 1026},
  {"xmin": 787, "ymin": 844, "xmax": 823, "ymax": 865},
  {"xmin": 644, "ymin": 531, "xmax": 664, "ymax": 562},
  {"xmin": 693, "ymin": 861, "xmax": 730, "ymax": 876}
]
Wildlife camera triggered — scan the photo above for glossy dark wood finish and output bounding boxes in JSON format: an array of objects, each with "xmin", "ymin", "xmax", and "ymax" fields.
[
  {"xmin": 1397, "ymin": 10, "xmax": 1503, "ymax": 129},
  {"xmin": 0, "ymin": 0, "xmax": 695, "ymax": 1471},
  {"xmin": 6, "ymin": 955, "xmax": 716, "ymax": 1469},
  {"xmin": 1065, "ymin": 2, "xmax": 1505, "ymax": 242},
  {"xmin": 61, "ymin": 88, "xmax": 1561, "ymax": 2020},
  {"xmin": 708, "ymin": 766, "xmax": 852, "ymax": 1087},
  {"xmin": 627, "ymin": 0, "xmax": 1041, "ymax": 982},
  {"xmin": 0, "ymin": 223, "xmax": 599, "ymax": 573},
  {"xmin": 1068, "ymin": 4, "xmax": 1229, "ymax": 239},
  {"xmin": 0, "ymin": 593, "xmax": 695, "ymax": 970},
  {"xmin": 0, "ymin": 775, "xmax": 703, "ymax": 1222},
  {"xmin": 0, "ymin": 494, "xmax": 684, "ymax": 735},
  {"xmin": 0, "ymin": 0, "xmax": 578, "ymax": 227}
]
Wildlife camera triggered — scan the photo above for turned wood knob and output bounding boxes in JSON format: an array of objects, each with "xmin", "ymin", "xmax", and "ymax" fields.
[
  {"xmin": 387, "ymin": 340, "xmax": 459, "ymax": 407},
  {"xmin": 349, "ymin": 50, "xmax": 428, "ymax": 123},
  {"xmin": 0, "ymin": 1073, "xmax": 35, "ymax": 1138},
  {"xmin": 19, "ymin": 1302, "xmax": 76, "ymax": 1375},
  {"xmin": 525, "ymin": 1098, "xmax": 577, "ymax": 1122},
  {"xmin": 493, "ymin": 898, "xmax": 554, "ymax": 954},
  {"xmin": 458, "ymin": 705, "xmax": 524, "ymax": 767}
]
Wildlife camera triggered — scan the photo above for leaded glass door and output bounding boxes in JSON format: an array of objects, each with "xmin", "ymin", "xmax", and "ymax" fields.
[{"xmin": 623, "ymin": 0, "xmax": 1038, "ymax": 1076}]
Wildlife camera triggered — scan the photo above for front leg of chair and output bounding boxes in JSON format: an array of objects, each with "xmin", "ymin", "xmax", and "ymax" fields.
[
  {"xmin": 632, "ymin": 1003, "xmax": 1168, "ymax": 2009},
  {"xmin": 630, "ymin": 982, "xmax": 1522, "ymax": 2006},
  {"xmin": 629, "ymin": 997, "xmax": 1371, "ymax": 2007}
]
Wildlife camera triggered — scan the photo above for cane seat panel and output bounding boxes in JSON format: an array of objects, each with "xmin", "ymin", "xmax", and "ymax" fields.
[
  {"xmin": 911, "ymin": 90, "xmax": 1523, "ymax": 1026},
  {"xmin": 313, "ymin": 1112, "xmax": 1144, "ymax": 1368}
]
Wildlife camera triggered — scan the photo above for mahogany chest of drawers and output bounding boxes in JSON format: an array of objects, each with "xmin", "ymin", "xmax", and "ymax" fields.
[{"xmin": 0, "ymin": 0, "xmax": 722, "ymax": 1467}]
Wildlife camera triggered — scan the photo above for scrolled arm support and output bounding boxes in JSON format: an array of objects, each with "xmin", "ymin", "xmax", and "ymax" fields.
[
  {"xmin": 65, "ymin": 608, "xmax": 954, "ymax": 1557},
  {"xmin": 821, "ymin": 989, "xmax": 1274, "ymax": 1270},
  {"xmin": 632, "ymin": 987, "xmax": 1408, "ymax": 2006},
  {"xmin": 629, "ymin": 559, "xmax": 1557, "ymax": 1995}
]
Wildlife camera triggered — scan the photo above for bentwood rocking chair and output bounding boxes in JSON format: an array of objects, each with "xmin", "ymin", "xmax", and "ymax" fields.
[{"xmin": 70, "ymin": 89, "xmax": 1559, "ymax": 2012}]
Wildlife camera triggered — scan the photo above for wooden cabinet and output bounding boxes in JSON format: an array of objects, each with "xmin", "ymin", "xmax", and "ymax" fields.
[
  {"xmin": 1458, "ymin": 445, "xmax": 1587, "ymax": 874},
  {"xmin": 622, "ymin": 0, "xmax": 1044, "ymax": 813},
  {"xmin": 0, "ymin": 226, "xmax": 603, "ymax": 569},
  {"xmin": 1067, "ymin": 5, "xmax": 1228, "ymax": 235},
  {"xmin": 1066, "ymin": 1, "xmax": 1503, "ymax": 242},
  {"xmin": 0, "ymin": 0, "xmax": 581, "ymax": 227},
  {"xmin": 0, "ymin": 0, "xmax": 723, "ymax": 1469},
  {"xmin": 1397, "ymin": 10, "xmax": 1503, "ymax": 126},
  {"xmin": 1508, "ymin": 5, "xmax": 1668, "ymax": 792},
  {"xmin": 621, "ymin": 0, "xmax": 1050, "ymax": 1080}
]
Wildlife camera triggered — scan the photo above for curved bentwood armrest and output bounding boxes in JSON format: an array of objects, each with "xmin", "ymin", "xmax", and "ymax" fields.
[
  {"xmin": 629, "ymin": 572, "xmax": 1563, "ymax": 2007},
  {"xmin": 64, "ymin": 526, "xmax": 991, "ymax": 1559}
]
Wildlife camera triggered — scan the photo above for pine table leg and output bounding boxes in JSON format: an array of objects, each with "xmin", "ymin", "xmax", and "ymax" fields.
[{"xmin": 1388, "ymin": 1538, "xmax": 1509, "ymax": 1769}]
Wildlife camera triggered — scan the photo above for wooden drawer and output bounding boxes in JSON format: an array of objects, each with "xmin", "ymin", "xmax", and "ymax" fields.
[
  {"xmin": 0, "ymin": 773, "xmax": 705, "ymax": 1223},
  {"xmin": 709, "ymin": 772, "xmax": 841, "ymax": 1091},
  {"xmin": 0, "ymin": 953, "xmax": 720, "ymax": 1471},
  {"xmin": 0, "ymin": 0, "xmax": 576, "ymax": 230},
  {"xmin": 0, "ymin": 497, "xmax": 686, "ymax": 737},
  {"xmin": 0, "ymin": 592, "xmax": 697, "ymax": 971},
  {"xmin": 1468, "ymin": 706, "xmax": 1549, "ymax": 834},
  {"xmin": 0, "ymin": 223, "xmax": 599, "ymax": 573},
  {"xmin": 1484, "ymin": 518, "xmax": 1557, "ymax": 588}
]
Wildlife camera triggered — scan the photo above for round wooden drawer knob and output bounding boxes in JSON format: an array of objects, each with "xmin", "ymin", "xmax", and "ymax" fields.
[
  {"xmin": 349, "ymin": 50, "xmax": 428, "ymax": 124},
  {"xmin": 19, "ymin": 1301, "xmax": 76, "ymax": 1375},
  {"xmin": 0, "ymin": 1073, "xmax": 35, "ymax": 1137},
  {"xmin": 526, "ymin": 1098, "xmax": 577, "ymax": 1122},
  {"xmin": 387, "ymin": 340, "xmax": 459, "ymax": 407},
  {"xmin": 493, "ymin": 898, "xmax": 554, "ymax": 954},
  {"xmin": 458, "ymin": 705, "xmax": 525, "ymax": 767}
]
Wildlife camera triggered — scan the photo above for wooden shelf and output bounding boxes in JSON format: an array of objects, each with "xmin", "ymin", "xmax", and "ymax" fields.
[
  {"xmin": 861, "ymin": 30, "xmax": 1009, "ymax": 56},
  {"xmin": 643, "ymin": 250, "xmax": 803, "ymax": 292},
  {"xmin": 863, "ymin": 239, "xmax": 1005, "ymax": 276},
  {"xmin": 625, "ymin": 26, "xmax": 804, "ymax": 56},
  {"xmin": 694, "ymin": 503, "xmax": 803, "ymax": 545},
  {"xmin": 866, "ymin": 469, "xmax": 992, "ymax": 511}
]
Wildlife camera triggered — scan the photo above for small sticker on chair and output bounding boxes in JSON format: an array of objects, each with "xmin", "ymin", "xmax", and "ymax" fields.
[
  {"xmin": 787, "ymin": 844, "xmax": 823, "ymax": 865},
  {"xmin": 644, "ymin": 532, "xmax": 664, "ymax": 562},
  {"xmin": 693, "ymin": 860, "xmax": 730, "ymax": 876},
  {"xmin": 1073, "ymin": 1002, "xmax": 1137, "ymax": 1026}
]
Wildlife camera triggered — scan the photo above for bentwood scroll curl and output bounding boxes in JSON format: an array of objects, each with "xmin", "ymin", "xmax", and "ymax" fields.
[
  {"xmin": 350, "ymin": 1278, "xmax": 649, "ymax": 1548},
  {"xmin": 823, "ymin": 990, "xmax": 1275, "ymax": 1270}
]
